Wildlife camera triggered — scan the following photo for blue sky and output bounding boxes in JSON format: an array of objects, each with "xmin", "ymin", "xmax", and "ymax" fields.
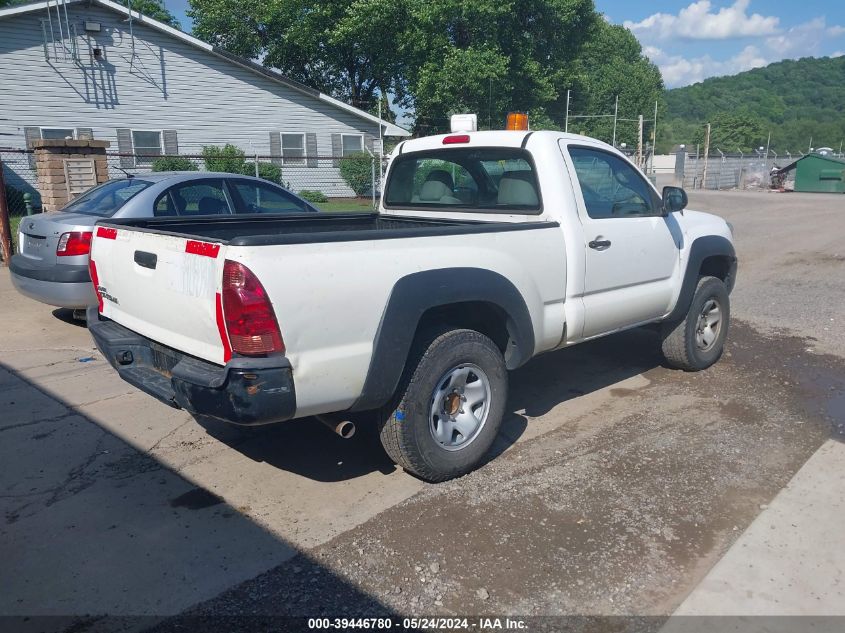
[{"xmin": 163, "ymin": 0, "xmax": 845, "ymax": 88}]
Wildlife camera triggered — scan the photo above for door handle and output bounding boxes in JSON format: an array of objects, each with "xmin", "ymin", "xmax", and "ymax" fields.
[
  {"xmin": 588, "ymin": 239, "xmax": 611, "ymax": 250},
  {"xmin": 134, "ymin": 250, "xmax": 157, "ymax": 269}
]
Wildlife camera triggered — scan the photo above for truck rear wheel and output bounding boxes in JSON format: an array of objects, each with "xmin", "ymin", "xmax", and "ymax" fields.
[
  {"xmin": 379, "ymin": 328, "xmax": 507, "ymax": 482},
  {"xmin": 661, "ymin": 275, "xmax": 730, "ymax": 371}
]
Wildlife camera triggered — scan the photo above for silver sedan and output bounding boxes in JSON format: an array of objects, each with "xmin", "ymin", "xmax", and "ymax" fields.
[{"xmin": 10, "ymin": 172, "xmax": 318, "ymax": 309}]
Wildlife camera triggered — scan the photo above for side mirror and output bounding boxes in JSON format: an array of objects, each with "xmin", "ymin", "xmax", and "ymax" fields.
[{"xmin": 662, "ymin": 186, "xmax": 688, "ymax": 214}]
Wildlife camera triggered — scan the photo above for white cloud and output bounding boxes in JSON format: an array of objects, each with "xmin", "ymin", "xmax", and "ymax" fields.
[
  {"xmin": 832, "ymin": 51, "xmax": 845, "ymax": 58},
  {"xmin": 765, "ymin": 17, "xmax": 845, "ymax": 56},
  {"xmin": 625, "ymin": 0, "xmax": 779, "ymax": 41},
  {"xmin": 646, "ymin": 45, "xmax": 768, "ymax": 87}
]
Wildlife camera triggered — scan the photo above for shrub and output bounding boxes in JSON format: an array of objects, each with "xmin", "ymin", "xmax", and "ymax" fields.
[
  {"xmin": 244, "ymin": 161, "xmax": 282, "ymax": 184},
  {"xmin": 298, "ymin": 189, "xmax": 328, "ymax": 203},
  {"xmin": 151, "ymin": 156, "xmax": 198, "ymax": 172},
  {"xmin": 202, "ymin": 145, "xmax": 282, "ymax": 184},
  {"xmin": 339, "ymin": 152, "xmax": 374, "ymax": 197},
  {"xmin": 202, "ymin": 144, "xmax": 248, "ymax": 174}
]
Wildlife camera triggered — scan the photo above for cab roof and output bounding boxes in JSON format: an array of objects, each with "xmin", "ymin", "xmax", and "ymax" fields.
[{"xmin": 396, "ymin": 130, "xmax": 614, "ymax": 154}]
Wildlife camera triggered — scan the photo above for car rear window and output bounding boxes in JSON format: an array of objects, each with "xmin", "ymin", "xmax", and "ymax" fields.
[
  {"xmin": 384, "ymin": 148, "xmax": 541, "ymax": 213},
  {"xmin": 62, "ymin": 179, "xmax": 153, "ymax": 217}
]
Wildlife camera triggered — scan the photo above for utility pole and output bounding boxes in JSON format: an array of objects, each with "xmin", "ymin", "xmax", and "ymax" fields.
[
  {"xmin": 378, "ymin": 97, "xmax": 384, "ymax": 186},
  {"xmin": 612, "ymin": 95, "xmax": 619, "ymax": 147},
  {"xmin": 701, "ymin": 123, "xmax": 711, "ymax": 190},
  {"xmin": 764, "ymin": 131, "xmax": 771, "ymax": 165},
  {"xmin": 637, "ymin": 115, "xmax": 644, "ymax": 169},
  {"xmin": 565, "ymin": 89, "xmax": 570, "ymax": 133},
  {"xmin": 651, "ymin": 100, "xmax": 658, "ymax": 174}
]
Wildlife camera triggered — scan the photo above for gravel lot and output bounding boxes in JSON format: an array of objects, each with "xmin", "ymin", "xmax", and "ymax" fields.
[{"xmin": 1, "ymin": 189, "xmax": 843, "ymax": 631}]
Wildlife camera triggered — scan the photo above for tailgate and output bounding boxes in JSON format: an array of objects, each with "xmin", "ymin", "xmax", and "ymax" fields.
[{"xmin": 89, "ymin": 226, "xmax": 228, "ymax": 365}]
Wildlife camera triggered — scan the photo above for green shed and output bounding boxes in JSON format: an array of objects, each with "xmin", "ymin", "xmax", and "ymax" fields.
[{"xmin": 778, "ymin": 153, "xmax": 845, "ymax": 193}]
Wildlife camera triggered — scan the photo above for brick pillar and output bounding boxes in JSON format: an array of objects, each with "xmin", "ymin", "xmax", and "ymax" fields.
[{"xmin": 32, "ymin": 139, "xmax": 110, "ymax": 212}]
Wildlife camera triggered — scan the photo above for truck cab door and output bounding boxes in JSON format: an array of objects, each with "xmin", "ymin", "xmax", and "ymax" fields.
[{"xmin": 561, "ymin": 143, "xmax": 682, "ymax": 339}]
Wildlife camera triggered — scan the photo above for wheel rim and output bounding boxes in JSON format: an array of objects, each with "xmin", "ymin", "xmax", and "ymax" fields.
[
  {"xmin": 429, "ymin": 363, "xmax": 491, "ymax": 451},
  {"xmin": 695, "ymin": 298, "xmax": 722, "ymax": 351}
]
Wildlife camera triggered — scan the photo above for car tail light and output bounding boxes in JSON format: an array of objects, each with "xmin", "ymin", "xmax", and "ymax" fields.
[
  {"xmin": 221, "ymin": 259, "xmax": 284, "ymax": 356},
  {"xmin": 443, "ymin": 134, "xmax": 470, "ymax": 144},
  {"xmin": 57, "ymin": 231, "xmax": 93, "ymax": 256}
]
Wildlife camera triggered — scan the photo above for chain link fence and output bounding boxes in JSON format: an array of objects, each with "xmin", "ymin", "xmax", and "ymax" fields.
[
  {"xmin": 677, "ymin": 151, "xmax": 793, "ymax": 191},
  {"xmin": 2, "ymin": 145, "xmax": 385, "ymax": 213}
]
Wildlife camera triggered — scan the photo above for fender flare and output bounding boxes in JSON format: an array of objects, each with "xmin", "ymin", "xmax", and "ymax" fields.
[
  {"xmin": 349, "ymin": 268, "xmax": 535, "ymax": 412},
  {"xmin": 667, "ymin": 235, "xmax": 737, "ymax": 323}
]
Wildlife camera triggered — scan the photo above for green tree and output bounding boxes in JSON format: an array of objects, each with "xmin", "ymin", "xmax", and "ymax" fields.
[
  {"xmin": 560, "ymin": 21, "xmax": 664, "ymax": 146},
  {"xmin": 692, "ymin": 112, "xmax": 767, "ymax": 154},
  {"xmin": 188, "ymin": 0, "xmax": 407, "ymax": 111},
  {"xmin": 661, "ymin": 56, "xmax": 845, "ymax": 154},
  {"xmin": 128, "ymin": 0, "xmax": 182, "ymax": 29},
  {"xmin": 404, "ymin": 0, "xmax": 596, "ymax": 133}
]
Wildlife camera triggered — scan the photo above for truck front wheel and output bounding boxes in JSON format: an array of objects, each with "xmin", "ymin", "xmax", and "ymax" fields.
[
  {"xmin": 379, "ymin": 328, "xmax": 507, "ymax": 482},
  {"xmin": 661, "ymin": 275, "xmax": 730, "ymax": 371}
]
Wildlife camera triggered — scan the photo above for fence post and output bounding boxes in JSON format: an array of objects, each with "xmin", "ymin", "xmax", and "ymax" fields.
[{"xmin": 0, "ymin": 157, "xmax": 13, "ymax": 264}]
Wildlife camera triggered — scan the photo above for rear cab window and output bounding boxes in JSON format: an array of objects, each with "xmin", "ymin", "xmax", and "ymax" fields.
[{"xmin": 384, "ymin": 148, "xmax": 542, "ymax": 213}]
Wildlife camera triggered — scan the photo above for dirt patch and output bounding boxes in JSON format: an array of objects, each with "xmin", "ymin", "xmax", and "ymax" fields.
[{"xmin": 159, "ymin": 321, "xmax": 843, "ymax": 624}]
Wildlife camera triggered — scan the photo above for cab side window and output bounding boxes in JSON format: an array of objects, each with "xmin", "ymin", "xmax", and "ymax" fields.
[{"xmin": 568, "ymin": 147, "xmax": 659, "ymax": 219}]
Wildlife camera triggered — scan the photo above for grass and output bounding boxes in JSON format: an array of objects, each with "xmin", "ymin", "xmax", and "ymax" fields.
[
  {"xmin": 10, "ymin": 215, "xmax": 22, "ymax": 252},
  {"xmin": 315, "ymin": 197, "xmax": 376, "ymax": 213}
]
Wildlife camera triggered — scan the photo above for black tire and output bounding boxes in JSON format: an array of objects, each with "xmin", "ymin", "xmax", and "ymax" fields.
[
  {"xmin": 378, "ymin": 328, "xmax": 507, "ymax": 482},
  {"xmin": 661, "ymin": 275, "xmax": 730, "ymax": 371}
]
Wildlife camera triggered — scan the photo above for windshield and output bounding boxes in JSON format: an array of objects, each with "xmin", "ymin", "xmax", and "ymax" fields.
[
  {"xmin": 384, "ymin": 148, "xmax": 541, "ymax": 213},
  {"xmin": 62, "ymin": 179, "xmax": 154, "ymax": 217}
]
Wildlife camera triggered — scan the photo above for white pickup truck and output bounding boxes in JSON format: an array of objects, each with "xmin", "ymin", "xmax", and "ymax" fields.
[{"xmin": 87, "ymin": 129, "xmax": 736, "ymax": 481}]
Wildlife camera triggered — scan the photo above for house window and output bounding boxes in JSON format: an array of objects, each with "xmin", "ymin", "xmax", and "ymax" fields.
[
  {"xmin": 341, "ymin": 134, "xmax": 364, "ymax": 156},
  {"xmin": 41, "ymin": 128, "xmax": 75, "ymax": 140},
  {"xmin": 132, "ymin": 130, "xmax": 162, "ymax": 164},
  {"xmin": 282, "ymin": 134, "xmax": 305, "ymax": 165}
]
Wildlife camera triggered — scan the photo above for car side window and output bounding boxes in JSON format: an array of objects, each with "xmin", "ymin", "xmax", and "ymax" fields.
[
  {"xmin": 568, "ymin": 147, "xmax": 659, "ymax": 219},
  {"xmin": 230, "ymin": 180, "xmax": 309, "ymax": 214},
  {"xmin": 155, "ymin": 179, "xmax": 232, "ymax": 216}
]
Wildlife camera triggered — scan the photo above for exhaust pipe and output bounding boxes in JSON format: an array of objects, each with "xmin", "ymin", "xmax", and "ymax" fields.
[{"xmin": 317, "ymin": 415, "xmax": 356, "ymax": 439}]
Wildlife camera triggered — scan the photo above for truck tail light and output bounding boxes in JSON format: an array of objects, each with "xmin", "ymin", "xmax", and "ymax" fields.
[
  {"xmin": 443, "ymin": 134, "xmax": 470, "ymax": 145},
  {"xmin": 57, "ymin": 231, "xmax": 93, "ymax": 256},
  {"xmin": 221, "ymin": 260, "xmax": 284, "ymax": 357},
  {"xmin": 88, "ymin": 258, "xmax": 103, "ymax": 312}
]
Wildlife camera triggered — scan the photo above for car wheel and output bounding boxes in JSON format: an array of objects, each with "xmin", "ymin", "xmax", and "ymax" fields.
[
  {"xmin": 661, "ymin": 275, "xmax": 730, "ymax": 371},
  {"xmin": 379, "ymin": 328, "xmax": 507, "ymax": 482}
]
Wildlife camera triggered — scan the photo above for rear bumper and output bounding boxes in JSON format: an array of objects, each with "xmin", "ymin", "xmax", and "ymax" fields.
[
  {"xmin": 87, "ymin": 308, "xmax": 296, "ymax": 426},
  {"xmin": 10, "ymin": 254, "xmax": 96, "ymax": 309}
]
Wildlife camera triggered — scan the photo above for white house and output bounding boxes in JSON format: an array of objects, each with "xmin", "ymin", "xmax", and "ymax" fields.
[{"xmin": 0, "ymin": 0, "xmax": 408, "ymax": 196}]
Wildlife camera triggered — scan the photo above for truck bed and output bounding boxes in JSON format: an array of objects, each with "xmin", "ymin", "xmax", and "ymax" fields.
[{"xmin": 101, "ymin": 213, "xmax": 557, "ymax": 246}]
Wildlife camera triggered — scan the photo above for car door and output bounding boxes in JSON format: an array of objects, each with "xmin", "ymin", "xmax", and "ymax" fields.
[{"xmin": 562, "ymin": 143, "xmax": 681, "ymax": 338}]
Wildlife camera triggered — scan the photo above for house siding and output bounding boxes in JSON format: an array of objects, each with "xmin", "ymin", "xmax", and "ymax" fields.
[{"xmin": 0, "ymin": 5, "xmax": 381, "ymax": 197}]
